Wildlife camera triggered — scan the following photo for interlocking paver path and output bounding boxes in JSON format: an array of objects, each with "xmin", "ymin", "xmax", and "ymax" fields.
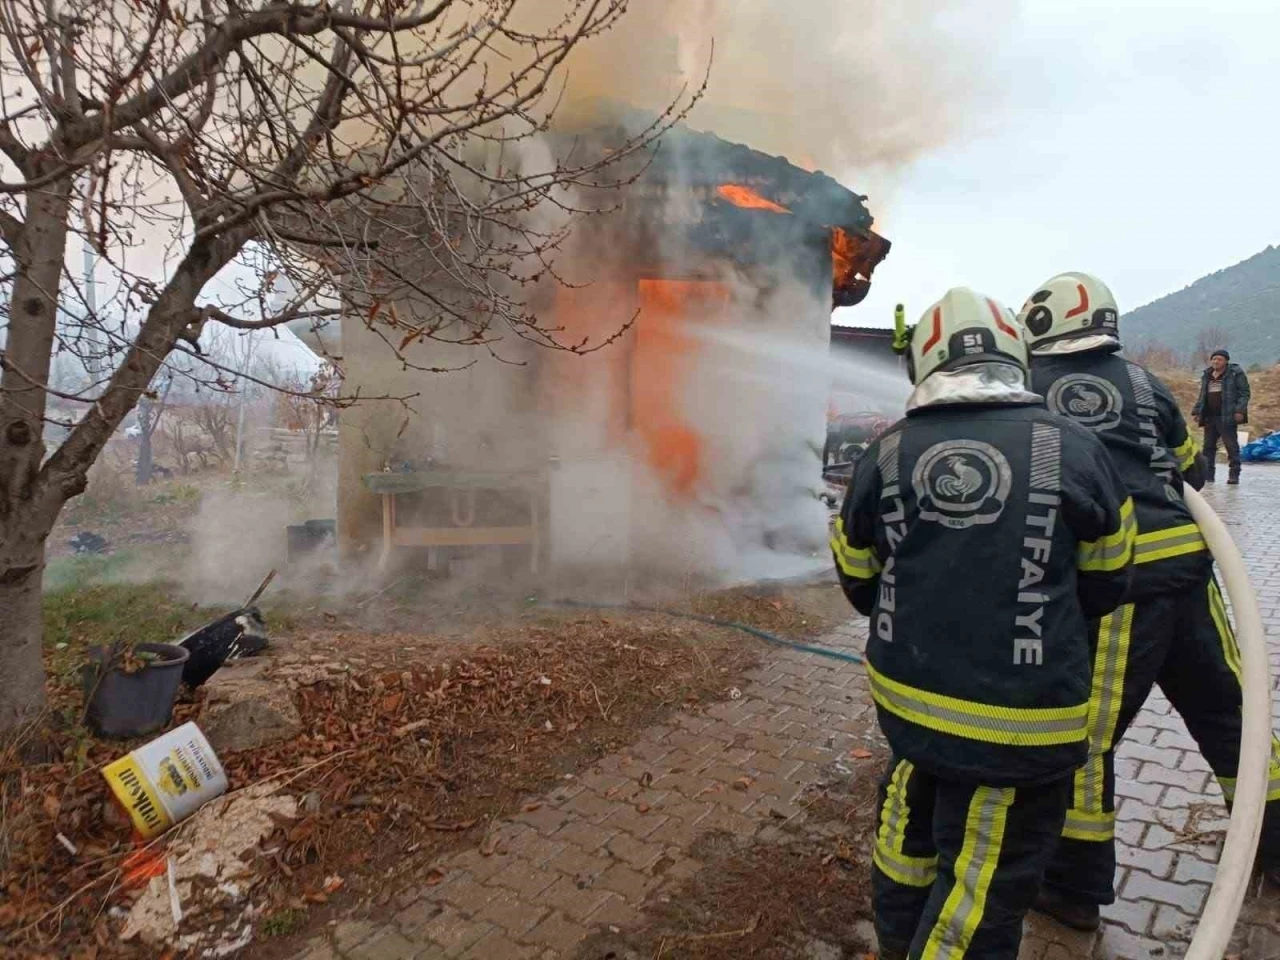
[{"xmin": 301, "ymin": 466, "xmax": 1280, "ymax": 960}]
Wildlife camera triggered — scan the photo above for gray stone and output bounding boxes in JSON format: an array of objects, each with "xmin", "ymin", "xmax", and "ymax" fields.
[{"xmin": 200, "ymin": 666, "xmax": 302, "ymax": 752}]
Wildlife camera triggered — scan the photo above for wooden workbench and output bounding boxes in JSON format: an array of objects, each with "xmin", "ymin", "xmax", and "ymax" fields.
[{"xmin": 362, "ymin": 470, "xmax": 542, "ymax": 573}]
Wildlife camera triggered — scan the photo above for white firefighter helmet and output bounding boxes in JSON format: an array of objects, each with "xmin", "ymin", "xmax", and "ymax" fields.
[
  {"xmin": 907, "ymin": 287, "xmax": 1029, "ymax": 385},
  {"xmin": 1016, "ymin": 272, "xmax": 1120, "ymax": 351}
]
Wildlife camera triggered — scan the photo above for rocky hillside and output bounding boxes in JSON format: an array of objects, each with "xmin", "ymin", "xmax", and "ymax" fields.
[{"xmin": 1124, "ymin": 245, "xmax": 1280, "ymax": 367}]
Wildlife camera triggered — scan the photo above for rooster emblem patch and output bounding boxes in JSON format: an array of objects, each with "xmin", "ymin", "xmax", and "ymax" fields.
[
  {"xmin": 1047, "ymin": 374, "xmax": 1123, "ymax": 431},
  {"xmin": 1066, "ymin": 387, "xmax": 1104, "ymax": 417},
  {"xmin": 912, "ymin": 440, "xmax": 1012, "ymax": 529},
  {"xmin": 935, "ymin": 456, "xmax": 984, "ymax": 501}
]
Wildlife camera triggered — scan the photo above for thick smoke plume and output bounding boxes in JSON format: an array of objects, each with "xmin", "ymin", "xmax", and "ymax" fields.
[
  {"xmin": 550, "ymin": 0, "xmax": 1015, "ymax": 176},
  {"xmin": 179, "ymin": 0, "xmax": 1002, "ymax": 602}
]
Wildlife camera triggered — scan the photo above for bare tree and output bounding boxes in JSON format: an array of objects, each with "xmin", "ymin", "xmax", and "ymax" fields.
[
  {"xmin": 0, "ymin": 0, "xmax": 696, "ymax": 732},
  {"xmin": 134, "ymin": 366, "xmax": 173, "ymax": 484},
  {"xmin": 192, "ymin": 397, "xmax": 235, "ymax": 463},
  {"xmin": 1125, "ymin": 343, "xmax": 1185, "ymax": 374},
  {"xmin": 275, "ymin": 361, "xmax": 338, "ymax": 477},
  {"xmin": 1195, "ymin": 327, "xmax": 1232, "ymax": 365},
  {"xmin": 159, "ymin": 409, "xmax": 205, "ymax": 472}
]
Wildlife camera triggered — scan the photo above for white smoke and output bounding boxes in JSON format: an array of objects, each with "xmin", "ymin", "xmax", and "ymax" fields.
[{"xmin": 174, "ymin": 0, "xmax": 1000, "ymax": 601}]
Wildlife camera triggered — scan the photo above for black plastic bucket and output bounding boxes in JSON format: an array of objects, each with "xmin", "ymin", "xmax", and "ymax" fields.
[
  {"xmin": 286, "ymin": 519, "xmax": 336, "ymax": 563},
  {"xmin": 84, "ymin": 642, "xmax": 190, "ymax": 739}
]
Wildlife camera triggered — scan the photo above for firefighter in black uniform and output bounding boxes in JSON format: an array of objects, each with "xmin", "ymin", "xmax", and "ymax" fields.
[
  {"xmin": 833, "ymin": 287, "xmax": 1134, "ymax": 960},
  {"xmin": 1018, "ymin": 272, "xmax": 1280, "ymax": 930}
]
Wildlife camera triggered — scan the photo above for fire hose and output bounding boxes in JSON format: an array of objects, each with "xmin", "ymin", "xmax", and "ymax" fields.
[
  {"xmin": 545, "ymin": 599, "xmax": 864, "ymax": 664},
  {"xmin": 1183, "ymin": 486, "xmax": 1272, "ymax": 960}
]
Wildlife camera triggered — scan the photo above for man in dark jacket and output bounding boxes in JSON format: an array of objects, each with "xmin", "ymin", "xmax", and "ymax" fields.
[
  {"xmin": 1018, "ymin": 273, "xmax": 1280, "ymax": 932},
  {"xmin": 833, "ymin": 287, "xmax": 1134, "ymax": 960},
  {"xmin": 1192, "ymin": 349, "xmax": 1251, "ymax": 485}
]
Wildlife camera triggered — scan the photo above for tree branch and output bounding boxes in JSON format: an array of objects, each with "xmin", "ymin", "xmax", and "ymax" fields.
[
  {"xmin": 55, "ymin": 11, "xmax": 83, "ymax": 121},
  {"xmin": 0, "ymin": 206, "xmax": 23, "ymax": 245},
  {"xmin": 114, "ymin": 127, "xmax": 209, "ymax": 219},
  {"xmin": 36, "ymin": 224, "xmax": 253, "ymax": 502},
  {"xmin": 196, "ymin": 303, "xmax": 341, "ymax": 331},
  {"xmin": 261, "ymin": 221, "xmax": 380, "ymax": 249},
  {"xmin": 0, "ymin": 121, "xmax": 29, "ymax": 171},
  {"xmin": 61, "ymin": 0, "xmax": 456, "ymax": 153},
  {"xmin": 113, "ymin": 0, "xmax": 170, "ymax": 102}
]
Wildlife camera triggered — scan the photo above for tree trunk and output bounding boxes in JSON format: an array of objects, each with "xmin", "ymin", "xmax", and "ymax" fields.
[
  {"xmin": 136, "ymin": 399, "xmax": 155, "ymax": 485},
  {"xmin": 0, "ymin": 173, "xmax": 72, "ymax": 733},
  {"xmin": 0, "ymin": 536, "xmax": 48, "ymax": 732}
]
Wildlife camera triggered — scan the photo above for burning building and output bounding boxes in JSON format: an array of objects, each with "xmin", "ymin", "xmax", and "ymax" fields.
[{"xmin": 324, "ymin": 120, "xmax": 890, "ymax": 587}]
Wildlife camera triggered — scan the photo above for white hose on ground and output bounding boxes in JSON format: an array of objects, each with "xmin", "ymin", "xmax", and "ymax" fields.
[{"xmin": 1183, "ymin": 486, "xmax": 1272, "ymax": 960}]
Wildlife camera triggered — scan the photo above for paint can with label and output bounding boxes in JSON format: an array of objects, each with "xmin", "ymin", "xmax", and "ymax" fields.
[{"xmin": 100, "ymin": 722, "xmax": 229, "ymax": 839}]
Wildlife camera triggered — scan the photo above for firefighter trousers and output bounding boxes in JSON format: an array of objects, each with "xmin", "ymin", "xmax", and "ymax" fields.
[
  {"xmin": 1043, "ymin": 575, "xmax": 1280, "ymax": 904},
  {"xmin": 872, "ymin": 757, "xmax": 1069, "ymax": 960}
]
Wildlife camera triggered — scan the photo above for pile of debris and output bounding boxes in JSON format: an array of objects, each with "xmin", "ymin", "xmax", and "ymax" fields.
[
  {"xmin": 3, "ymin": 602, "xmax": 777, "ymax": 957},
  {"xmin": 121, "ymin": 784, "xmax": 299, "ymax": 953}
]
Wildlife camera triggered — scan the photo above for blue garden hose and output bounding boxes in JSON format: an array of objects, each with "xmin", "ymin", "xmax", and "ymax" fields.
[{"xmin": 543, "ymin": 599, "xmax": 864, "ymax": 664}]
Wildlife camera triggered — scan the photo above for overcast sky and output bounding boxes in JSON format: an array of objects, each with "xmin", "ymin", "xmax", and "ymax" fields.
[{"xmin": 835, "ymin": 0, "xmax": 1280, "ymax": 329}]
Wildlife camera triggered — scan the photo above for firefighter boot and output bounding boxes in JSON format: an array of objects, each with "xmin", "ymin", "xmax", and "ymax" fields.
[{"xmin": 1032, "ymin": 887, "xmax": 1101, "ymax": 932}]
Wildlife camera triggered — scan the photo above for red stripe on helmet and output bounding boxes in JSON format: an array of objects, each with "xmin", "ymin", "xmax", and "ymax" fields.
[
  {"xmin": 921, "ymin": 307, "xmax": 943, "ymax": 353},
  {"xmin": 1065, "ymin": 283, "xmax": 1090, "ymax": 319},
  {"xmin": 987, "ymin": 298, "xmax": 1019, "ymax": 339}
]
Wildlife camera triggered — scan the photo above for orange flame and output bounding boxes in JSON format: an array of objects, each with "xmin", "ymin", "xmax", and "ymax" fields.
[
  {"xmin": 633, "ymin": 279, "xmax": 731, "ymax": 498},
  {"xmin": 716, "ymin": 184, "xmax": 791, "ymax": 214},
  {"xmin": 831, "ymin": 227, "xmax": 856, "ymax": 287}
]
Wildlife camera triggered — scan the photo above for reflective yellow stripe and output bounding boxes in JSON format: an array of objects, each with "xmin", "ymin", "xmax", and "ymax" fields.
[
  {"xmin": 1219, "ymin": 775, "xmax": 1280, "ymax": 804},
  {"xmin": 831, "ymin": 517, "xmax": 882, "ymax": 580},
  {"xmin": 1073, "ymin": 605, "xmax": 1133, "ymax": 819},
  {"xmin": 875, "ymin": 760, "xmax": 938, "ymax": 888},
  {"xmin": 877, "ymin": 760, "xmax": 912, "ymax": 856},
  {"xmin": 1071, "ymin": 755, "xmax": 1103, "ymax": 818},
  {"xmin": 1207, "ymin": 582, "xmax": 1280, "ymax": 804},
  {"xmin": 922, "ymin": 787, "xmax": 1013, "ymax": 960},
  {"xmin": 1134, "ymin": 524, "xmax": 1207, "ymax": 564},
  {"xmin": 1220, "ymin": 760, "xmax": 1280, "ymax": 803},
  {"xmin": 1078, "ymin": 497, "xmax": 1136, "ymax": 572},
  {"xmin": 867, "ymin": 663, "xmax": 1089, "ymax": 748},
  {"xmin": 1173, "ymin": 435, "xmax": 1199, "ymax": 472},
  {"xmin": 1219, "ymin": 735, "xmax": 1280, "ymax": 804},
  {"xmin": 1208, "ymin": 578, "xmax": 1243, "ymax": 683},
  {"xmin": 876, "ymin": 847, "xmax": 939, "ymax": 888},
  {"xmin": 1062, "ymin": 808, "xmax": 1115, "ymax": 842}
]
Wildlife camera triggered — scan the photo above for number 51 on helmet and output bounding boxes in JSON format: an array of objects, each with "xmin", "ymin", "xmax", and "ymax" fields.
[{"xmin": 891, "ymin": 287, "xmax": 1029, "ymax": 386}]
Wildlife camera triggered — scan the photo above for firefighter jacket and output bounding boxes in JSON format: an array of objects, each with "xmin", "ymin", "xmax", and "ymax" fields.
[
  {"xmin": 1031, "ymin": 344, "xmax": 1210, "ymax": 602},
  {"xmin": 832, "ymin": 375, "xmax": 1134, "ymax": 786}
]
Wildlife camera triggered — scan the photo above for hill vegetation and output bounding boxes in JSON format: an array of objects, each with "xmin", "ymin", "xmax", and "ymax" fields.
[{"xmin": 1123, "ymin": 245, "xmax": 1280, "ymax": 368}]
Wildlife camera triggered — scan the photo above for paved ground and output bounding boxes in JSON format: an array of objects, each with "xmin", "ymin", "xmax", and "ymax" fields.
[{"xmin": 300, "ymin": 466, "xmax": 1280, "ymax": 960}]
